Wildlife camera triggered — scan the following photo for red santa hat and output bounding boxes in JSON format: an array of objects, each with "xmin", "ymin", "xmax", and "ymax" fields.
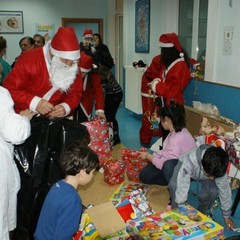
[
  {"xmin": 50, "ymin": 27, "xmax": 80, "ymax": 60},
  {"xmin": 79, "ymin": 52, "xmax": 93, "ymax": 72},
  {"xmin": 83, "ymin": 29, "xmax": 93, "ymax": 39},
  {"xmin": 159, "ymin": 33, "xmax": 184, "ymax": 57}
]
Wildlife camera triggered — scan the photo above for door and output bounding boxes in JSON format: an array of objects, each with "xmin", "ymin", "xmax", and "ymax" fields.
[{"xmin": 62, "ymin": 18, "xmax": 103, "ymax": 43}]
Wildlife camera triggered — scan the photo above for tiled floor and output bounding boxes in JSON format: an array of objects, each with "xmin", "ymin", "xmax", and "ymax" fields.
[{"xmin": 116, "ymin": 105, "xmax": 240, "ymax": 238}]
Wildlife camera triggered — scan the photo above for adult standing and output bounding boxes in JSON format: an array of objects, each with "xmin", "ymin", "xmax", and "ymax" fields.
[
  {"xmin": 149, "ymin": 33, "xmax": 190, "ymax": 106},
  {"xmin": 140, "ymin": 54, "xmax": 163, "ymax": 146},
  {"xmin": 11, "ymin": 36, "xmax": 35, "ymax": 68},
  {"xmin": 0, "ymin": 86, "xmax": 34, "ymax": 240},
  {"xmin": 93, "ymin": 33, "xmax": 114, "ymax": 69},
  {"xmin": 4, "ymin": 27, "xmax": 82, "ymax": 118},
  {"xmin": 33, "ymin": 34, "xmax": 45, "ymax": 48},
  {"xmin": 79, "ymin": 29, "xmax": 97, "ymax": 62},
  {"xmin": 148, "ymin": 33, "xmax": 191, "ymax": 141},
  {"xmin": 74, "ymin": 52, "xmax": 105, "ymax": 122},
  {"xmin": 0, "ymin": 36, "xmax": 11, "ymax": 85}
]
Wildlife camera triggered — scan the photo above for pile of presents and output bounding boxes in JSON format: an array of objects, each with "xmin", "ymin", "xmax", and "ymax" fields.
[
  {"xmin": 74, "ymin": 182, "xmax": 224, "ymax": 239},
  {"xmin": 82, "ymin": 117, "xmax": 149, "ymax": 183},
  {"xmin": 77, "ymin": 118, "xmax": 225, "ymax": 239}
]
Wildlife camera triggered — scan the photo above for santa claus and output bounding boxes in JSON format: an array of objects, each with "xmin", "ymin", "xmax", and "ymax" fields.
[
  {"xmin": 140, "ymin": 54, "xmax": 163, "ymax": 146},
  {"xmin": 3, "ymin": 27, "xmax": 82, "ymax": 118},
  {"xmin": 74, "ymin": 52, "xmax": 105, "ymax": 122},
  {"xmin": 149, "ymin": 33, "xmax": 190, "ymax": 106}
]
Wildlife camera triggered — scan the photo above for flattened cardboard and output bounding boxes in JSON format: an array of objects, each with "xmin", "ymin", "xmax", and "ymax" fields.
[{"xmin": 86, "ymin": 201, "xmax": 126, "ymax": 237}]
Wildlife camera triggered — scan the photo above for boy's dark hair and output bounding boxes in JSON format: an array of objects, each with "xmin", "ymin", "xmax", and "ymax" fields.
[
  {"xmin": 201, "ymin": 146, "xmax": 229, "ymax": 178},
  {"xmin": 159, "ymin": 103, "xmax": 185, "ymax": 132},
  {"xmin": 60, "ymin": 143, "xmax": 99, "ymax": 176}
]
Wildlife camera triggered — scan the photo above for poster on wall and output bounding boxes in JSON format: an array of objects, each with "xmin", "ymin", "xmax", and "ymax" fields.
[
  {"xmin": 35, "ymin": 24, "xmax": 55, "ymax": 42},
  {"xmin": 135, "ymin": 0, "xmax": 150, "ymax": 53},
  {"xmin": 222, "ymin": 26, "xmax": 233, "ymax": 56},
  {"xmin": 0, "ymin": 11, "xmax": 23, "ymax": 34}
]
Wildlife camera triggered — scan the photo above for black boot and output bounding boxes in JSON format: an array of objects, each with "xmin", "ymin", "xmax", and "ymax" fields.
[{"xmin": 113, "ymin": 132, "xmax": 121, "ymax": 146}]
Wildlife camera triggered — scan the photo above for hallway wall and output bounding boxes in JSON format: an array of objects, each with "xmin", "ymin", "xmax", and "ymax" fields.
[{"xmin": 1, "ymin": 0, "xmax": 111, "ymax": 64}]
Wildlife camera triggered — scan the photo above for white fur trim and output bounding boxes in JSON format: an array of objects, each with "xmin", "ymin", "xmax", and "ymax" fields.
[
  {"xmin": 30, "ymin": 96, "xmax": 42, "ymax": 112},
  {"xmin": 80, "ymin": 103, "xmax": 91, "ymax": 119},
  {"xmin": 83, "ymin": 34, "xmax": 93, "ymax": 38},
  {"xmin": 83, "ymin": 75, "xmax": 88, "ymax": 91},
  {"xmin": 81, "ymin": 67, "xmax": 91, "ymax": 73},
  {"xmin": 60, "ymin": 103, "xmax": 70, "ymax": 116},
  {"xmin": 50, "ymin": 46, "xmax": 80, "ymax": 60},
  {"xmin": 96, "ymin": 109, "xmax": 104, "ymax": 114},
  {"xmin": 159, "ymin": 42, "xmax": 174, "ymax": 48},
  {"xmin": 141, "ymin": 92, "xmax": 155, "ymax": 98},
  {"xmin": 151, "ymin": 78, "xmax": 160, "ymax": 93}
]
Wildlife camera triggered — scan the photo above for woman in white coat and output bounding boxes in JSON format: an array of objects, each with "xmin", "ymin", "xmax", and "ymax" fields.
[{"xmin": 0, "ymin": 86, "xmax": 34, "ymax": 240}]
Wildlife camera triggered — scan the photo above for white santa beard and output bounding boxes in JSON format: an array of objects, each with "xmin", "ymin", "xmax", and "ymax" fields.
[{"xmin": 50, "ymin": 56, "xmax": 78, "ymax": 92}]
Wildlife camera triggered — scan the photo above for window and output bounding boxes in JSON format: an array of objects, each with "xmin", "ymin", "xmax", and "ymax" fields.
[{"xmin": 178, "ymin": 0, "xmax": 208, "ymax": 62}]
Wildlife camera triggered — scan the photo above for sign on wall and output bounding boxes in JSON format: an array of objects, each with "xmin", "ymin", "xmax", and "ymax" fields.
[{"xmin": 35, "ymin": 24, "xmax": 55, "ymax": 42}]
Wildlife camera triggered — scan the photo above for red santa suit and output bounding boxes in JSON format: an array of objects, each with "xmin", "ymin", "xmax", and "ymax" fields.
[
  {"xmin": 151, "ymin": 58, "xmax": 190, "ymax": 106},
  {"xmin": 74, "ymin": 52, "xmax": 104, "ymax": 122},
  {"xmin": 80, "ymin": 71, "xmax": 104, "ymax": 119},
  {"xmin": 151, "ymin": 33, "xmax": 191, "ymax": 106},
  {"xmin": 3, "ymin": 27, "xmax": 82, "ymax": 116},
  {"xmin": 140, "ymin": 54, "xmax": 163, "ymax": 145}
]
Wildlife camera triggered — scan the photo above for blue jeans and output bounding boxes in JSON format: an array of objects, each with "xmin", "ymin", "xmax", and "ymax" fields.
[{"xmin": 139, "ymin": 159, "xmax": 178, "ymax": 185}]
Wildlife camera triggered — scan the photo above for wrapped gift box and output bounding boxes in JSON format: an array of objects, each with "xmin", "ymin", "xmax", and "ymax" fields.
[
  {"xmin": 82, "ymin": 118, "xmax": 113, "ymax": 165},
  {"xmin": 103, "ymin": 157, "xmax": 125, "ymax": 185},
  {"xmin": 223, "ymin": 137, "xmax": 240, "ymax": 165},
  {"xmin": 89, "ymin": 140, "xmax": 112, "ymax": 165},
  {"xmin": 109, "ymin": 182, "xmax": 150, "ymax": 206},
  {"xmin": 128, "ymin": 189, "xmax": 155, "ymax": 219},
  {"xmin": 121, "ymin": 148, "xmax": 148, "ymax": 182},
  {"xmin": 82, "ymin": 118, "xmax": 113, "ymax": 142},
  {"xmin": 126, "ymin": 205, "xmax": 224, "ymax": 239}
]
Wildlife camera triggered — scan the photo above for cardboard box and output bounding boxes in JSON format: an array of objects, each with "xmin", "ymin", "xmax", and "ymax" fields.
[
  {"xmin": 85, "ymin": 202, "xmax": 126, "ymax": 238},
  {"xmin": 126, "ymin": 205, "xmax": 224, "ymax": 239},
  {"xmin": 185, "ymin": 105, "xmax": 235, "ymax": 136}
]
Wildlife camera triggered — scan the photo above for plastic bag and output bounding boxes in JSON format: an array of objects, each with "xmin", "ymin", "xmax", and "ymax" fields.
[{"xmin": 13, "ymin": 116, "xmax": 89, "ymax": 240}]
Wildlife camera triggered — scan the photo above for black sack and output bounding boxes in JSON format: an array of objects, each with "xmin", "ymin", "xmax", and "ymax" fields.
[{"xmin": 13, "ymin": 116, "xmax": 89, "ymax": 240}]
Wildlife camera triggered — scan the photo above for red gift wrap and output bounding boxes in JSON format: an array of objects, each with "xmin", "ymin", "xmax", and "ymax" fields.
[
  {"xmin": 82, "ymin": 118, "xmax": 112, "ymax": 142},
  {"xmin": 89, "ymin": 140, "xmax": 111, "ymax": 165},
  {"xmin": 82, "ymin": 118, "xmax": 113, "ymax": 165},
  {"xmin": 103, "ymin": 157, "xmax": 125, "ymax": 185},
  {"xmin": 121, "ymin": 148, "xmax": 148, "ymax": 182}
]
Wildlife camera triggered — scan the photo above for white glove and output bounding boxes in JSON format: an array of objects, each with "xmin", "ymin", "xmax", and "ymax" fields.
[{"xmin": 91, "ymin": 45, "xmax": 96, "ymax": 53}]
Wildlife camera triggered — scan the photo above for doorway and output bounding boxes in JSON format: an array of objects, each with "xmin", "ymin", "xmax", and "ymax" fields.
[
  {"xmin": 115, "ymin": 14, "xmax": 123, "ymax": 87},
  {"xmin": 62, "ymin": 18, "xmax": 103, "ymax": 43}
]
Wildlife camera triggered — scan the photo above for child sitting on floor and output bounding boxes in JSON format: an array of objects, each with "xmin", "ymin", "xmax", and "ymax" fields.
[
  {"xmin": 139, "ymin": 103, "xmax": 196, "ymax": 185},
  {"xmin": 34, "ymin": 142, "xmax": 99, "ymax": 239}
]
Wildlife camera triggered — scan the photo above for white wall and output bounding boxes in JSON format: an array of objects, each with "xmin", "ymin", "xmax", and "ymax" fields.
[
  {"xmin": 1, "ymin": 0, "xmax": 111, "ymax": 64},
  {"xmin": 206, "ymin": 0, "xmax": 240, "ymax": 87},
  {"xmin": 123, "ymin": 0, "xmax": 179, "ymax": 67}
]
